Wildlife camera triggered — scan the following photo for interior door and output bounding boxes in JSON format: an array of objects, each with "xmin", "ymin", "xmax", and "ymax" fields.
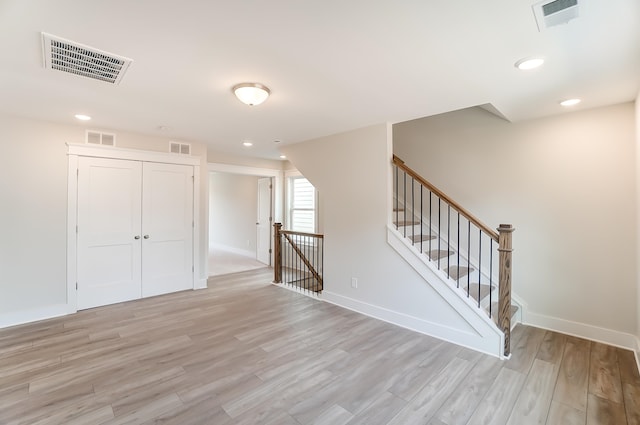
[
  {"xmin": 141, "ymin": 162, "xmax": 194, "ymax": 297},
  {"xmin": 256, "ymin": 177, "xmax": 272, "ymax": 265},
  {"xmin": 77, "ymin": 157, "xmax": 142, "ymax": 310}
]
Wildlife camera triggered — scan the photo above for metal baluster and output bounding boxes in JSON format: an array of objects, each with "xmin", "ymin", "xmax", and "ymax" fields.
[
  {"xmin": 419, "ymin": 184, "xmax": 423, "ymax": 253},
  {"xmin": 478, "ymin": 230, "xmax": 482, "ymax": 308},
  {"xmin": 321, "ymin": 238, "xmax": 324, "ymax": 291},
  {"xmin": 411, "ymin": 177, "xmax": 415, "ymax": 245},
  {"xmin": 437, "ymin": 198, "xmax": 441, "ymax": 269},
  {"xmin": 395, "ymin": 165, "xmax": 398, "ymax": 230},
  {"xmin": 447, "ymin": 204, "xmax": 451, "ymax": 274},
  {"xmin": 489, "ymin": 239, "xmax": 494, "ymax": 318},
  {"xmin": 429, "ymin": 191, "xmax": 432, "ymax": 255},
  {"xmin": 457, "ymin": 212, "xmax": 460, "ymax": 289},
  {"xmin": 467, "ymin": 221, "xmax": 471, "ymax": 296},
  {"xmin": 403, "ymin": 171, "xmax": 407, "ymax": 238}
]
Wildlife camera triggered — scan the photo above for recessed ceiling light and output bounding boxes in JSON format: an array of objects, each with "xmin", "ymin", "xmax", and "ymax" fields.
[
  {"xmin": 514, "ymin": 57, "xmax": 544, "ymax": 70},
  {"xmin": 560, "ymin": 98, "xmax": 581, "ymax": 107},
  {"xmin": 242, "ymin": 141, "xmax": 253, "ymax": 147},
  {"xmin": 279, "ymin": 155, "xmax": 287, "ymax": 159},
  {"xmin": 74, "ymin": 114, "xmax": 91, "ymax": 121}
]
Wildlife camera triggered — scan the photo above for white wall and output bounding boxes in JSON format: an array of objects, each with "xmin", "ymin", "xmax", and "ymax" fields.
[
  {"xmin": 281, "ymin": 124, "xmax": 486, "ymax": 347},
  {"xmin": 0, "ymin": 114, "xmax": 208, "ymax": 323},
  {"xmin": 636, "ymin": 91, "xmax": 640, "ymax": 349},
  {"xmin": 394, "ymin": 103, "xmax": 637, "ymax": 345},
  {"xmin": 209, "ymin": 172, "xmax": 259, "ymax": 255}
]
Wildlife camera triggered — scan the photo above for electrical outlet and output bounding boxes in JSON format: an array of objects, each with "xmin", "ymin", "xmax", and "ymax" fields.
[{"xmin": 351, "ymin": 277, "xmax": 358, "ymax": 289}]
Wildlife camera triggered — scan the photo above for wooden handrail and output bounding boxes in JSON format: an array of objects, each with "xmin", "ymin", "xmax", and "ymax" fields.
[
  {"xmin": 393, "ymin": 155, "xmax": 499, "ymax": 241},
  {"xmin": 280, "ymin": 229, "xmax": 324, "ymax": 239}
]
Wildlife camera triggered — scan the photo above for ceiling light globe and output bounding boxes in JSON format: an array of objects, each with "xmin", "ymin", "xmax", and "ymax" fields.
[
  {"xmin": 560, "ymin": 98, "xmax": 581, "ymax": 107},
  {"xmin": 515, "ymin": 58, "xmax": 544, "ymax": 70},
  {"xmin": 233, "ymin": 83, "xmax": 270, "ymax": 106}
]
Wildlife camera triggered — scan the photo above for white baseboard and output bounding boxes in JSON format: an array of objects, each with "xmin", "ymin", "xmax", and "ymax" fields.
[
  {"xmin": 321, "ymin": 290, "xmax": 503, "ymax": 358},
  {"xmin": 0, "ymin": 304, "xmax": 69, "ymax": 330},
  {"xmin": 210, "ymin": 243, "xmax": 255, "ymax": 259},
  {"xmin": 525, "ymin": 312, "xmax": 638, "ymax": 353},
  {"xmin": 194, "ymin": 277, "xmax": 208, "ymax": 290}
]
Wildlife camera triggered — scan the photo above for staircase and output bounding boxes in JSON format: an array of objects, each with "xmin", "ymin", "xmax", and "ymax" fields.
[{"xmin": 390, "ymin": 156, "xmax": 521, "ymax": 358}]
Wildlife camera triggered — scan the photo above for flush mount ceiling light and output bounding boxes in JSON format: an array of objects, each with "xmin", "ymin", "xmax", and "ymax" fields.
[
  {"xmin": 515, "ymin": 57, "xmax": 545, "ymax": 70},
  {"xmin": 74, "ymin": 114, "xmax": 91, "ymax": 121},
  {"xmin": 279, "ymin": 155, "xmax": 287, "ymax": 159},
  {"xmin": 560, "ymin": 98, "xmax": 581, "ymax": 106},
  {"xmin": 233, "ymin": 83, "xmax": 270, "ymax": 106},
  {"xmin": 242, "ymin": 141, "xmax": 253, "ymax": 147}
]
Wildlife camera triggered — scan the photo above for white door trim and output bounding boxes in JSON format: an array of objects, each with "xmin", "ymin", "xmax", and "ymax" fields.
[{"xmin": 67, "ymin": 144, "xmax": 201, "ymax": 314}]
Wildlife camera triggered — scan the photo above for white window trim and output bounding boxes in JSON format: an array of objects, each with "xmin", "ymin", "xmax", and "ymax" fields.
[{"xmin": 285, "ymin": 170, "xmax": 319, "ymax": 233}]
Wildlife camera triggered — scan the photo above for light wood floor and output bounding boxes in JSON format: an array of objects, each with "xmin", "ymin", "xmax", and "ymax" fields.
[{"xmin": 0, "ymin": 268, "xmax": 638, "ymax": 425}]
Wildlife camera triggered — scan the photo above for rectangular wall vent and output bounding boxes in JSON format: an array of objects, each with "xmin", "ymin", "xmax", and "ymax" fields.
[
  {"xmin": 533, "ymin": 0, "xmax": 581, "ymax": 31},
  {"xmin": 41, "ymin": 33, "xmax": 132, "ymax": 84},
  {"xmin": 86, "ymin": 130, "xmax": 116, "ymax": 147},
  {"xmin": 170, "ymin": 142, "xmax": 191, "ymax": 155}
]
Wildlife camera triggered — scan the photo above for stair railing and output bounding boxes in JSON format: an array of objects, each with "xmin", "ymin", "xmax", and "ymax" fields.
[
  {"xmin": 392, "ymin": 155, "xmax": 514, "ymax": 356},
  {"xmin": 273, "ymin": 223, "xmax": 324, "ymax": 293}
]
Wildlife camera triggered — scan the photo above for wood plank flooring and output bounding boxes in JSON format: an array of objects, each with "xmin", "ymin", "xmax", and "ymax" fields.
[{"xmin": 0, "ymin": 268, "xmax": 638, "ymax": 424}]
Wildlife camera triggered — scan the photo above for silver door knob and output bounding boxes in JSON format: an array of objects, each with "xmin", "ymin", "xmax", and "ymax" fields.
[
  {"xmin": 143, "ymin": 235, "xmax": 150, "ymax": 239},
  {"xmin": 134, "ymin": 235, "xmax": 140, "ymax": 240}
]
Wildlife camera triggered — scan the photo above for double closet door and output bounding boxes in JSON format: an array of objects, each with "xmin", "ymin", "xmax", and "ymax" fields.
[{"xmin": 77, "ymin": 157, "xmax": 194, "ymax": 310}]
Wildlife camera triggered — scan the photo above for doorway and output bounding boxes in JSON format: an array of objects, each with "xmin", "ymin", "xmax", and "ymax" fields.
[{"xmin": 208, "ymin": 164, "xmax": 281, "ymax": 277}]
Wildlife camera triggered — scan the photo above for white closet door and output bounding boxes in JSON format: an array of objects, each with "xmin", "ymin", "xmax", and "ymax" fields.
[
  {"xmin": 141, "ymin": 162, "xmax": 194, "ymax": 297},
  {"xmin": 77, "ymin": 157, "xmax": 142, "ymax": 310}
]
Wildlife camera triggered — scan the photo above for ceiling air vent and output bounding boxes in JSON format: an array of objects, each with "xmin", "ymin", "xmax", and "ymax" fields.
[
  {"xmin": 533, "ymin": 0, "xmax": 581, "ymax": 31},
  {"xmin": 41, "ymin": 32, "xmax": 132, "ymax": 84},
  {"xmin": 86, "ymin": 130, "xmax": 116, "ymax": 146},
  {"xmin": 170, "ymin": 142, "xmax": 191, "ymax": 155}
]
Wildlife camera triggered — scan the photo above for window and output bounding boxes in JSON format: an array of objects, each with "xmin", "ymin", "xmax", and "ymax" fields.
[{"xmin": 288, "ymin": 176, "xmax": 316, "ymax": 233}]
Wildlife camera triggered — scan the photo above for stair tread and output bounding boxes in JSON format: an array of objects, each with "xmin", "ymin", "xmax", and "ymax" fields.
[
  {"xmin": 394, "ymin": 220, "xmax": 420, "ymax": 226},
  {"xmin": 410, "ymin": 234, "xmax": 436, "ymax": 243},
  {"xmin": 464, "ymin": 283, "xmax": 494, "ymax": 303},
  {"xmin": 444, "ymin": 266, "xmax": 474, "ymax": 280},
  {"xmin": 489, "ymin": 302, "xmax": 519, "ymax": 318},
  {"xmin": 427, "ymin": 249, "xmax": 454, "ymax": 260}
]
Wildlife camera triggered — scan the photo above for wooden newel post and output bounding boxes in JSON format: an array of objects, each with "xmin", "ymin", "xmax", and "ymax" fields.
[
  {"xmin": 497, "ymin": 224, "xmax": 514, "ymax": 357},
  {"xmin": 273, "ymin": 223, "xmax": 282, "ymax": 283}
]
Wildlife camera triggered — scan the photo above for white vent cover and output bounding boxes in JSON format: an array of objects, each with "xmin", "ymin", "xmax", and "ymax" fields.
[
  {"xmin": 86, "ymin": 130, "xmax": 116, "ymax": 146},
  {"xmin": 170, "ymin": 142, "xmax": 191, "ymax": 155},
  {"xmin": 533, "ymin": 0, "xmax": 581, "ymax": 31},
  {"xmin": 41, "ymin": 33, "xmax": 132, "ymax": 84}
]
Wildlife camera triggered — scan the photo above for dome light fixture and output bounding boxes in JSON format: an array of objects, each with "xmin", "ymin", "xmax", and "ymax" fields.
[
  {"xmin": 560, "ymin": 98, "xmax": 581, "ymax": 107},
  {"xmin": 242, "ymin": 141, "xmax": 253, "ymax": 147},
  {"xmin": 233, "ymin": 83, "xmax": 270, "ymax": 106},
  {"xmin": 515, "ymin": 57, "xmax": 544, "ymax": 70},
  {"xmin": 74, "ymin": 114, "xmax": 91, "ymax": 121}
]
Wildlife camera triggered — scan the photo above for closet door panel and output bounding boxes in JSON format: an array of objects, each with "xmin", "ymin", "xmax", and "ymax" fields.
[
  {"xmin": 141, "ymin": 162, "xmax": 194, "ymax": 297},
  {"xmin": 77, "ymin": 157, "xmax": 142, "ymax": 309}
]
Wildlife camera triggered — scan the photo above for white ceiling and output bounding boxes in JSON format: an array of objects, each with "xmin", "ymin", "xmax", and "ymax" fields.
[{"xmin": 0, "ymin": 0, "xmax": 638, "ymax": 159}]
